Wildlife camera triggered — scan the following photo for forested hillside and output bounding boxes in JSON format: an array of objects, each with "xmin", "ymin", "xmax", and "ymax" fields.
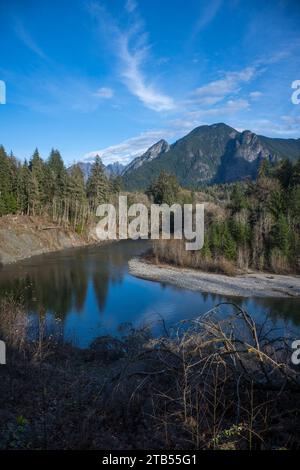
[
  {"xmin": 0, "ymin": 146, "xmax": 120, "ymax": 231},
  {"xmin": 123, "ymin": 123, "xmax": 300, "ymax": 190},
  {"xmin": 149, "ymin": 160, "xmax": 300, "ymax": 274}
]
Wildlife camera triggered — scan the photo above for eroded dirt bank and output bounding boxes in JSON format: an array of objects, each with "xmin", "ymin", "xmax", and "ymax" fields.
[
  {"xmin": 128, "ymin": 258, "xmax": 300, "ymax": 298},
  {"xmin": 0, "ymin": 215, "xmax": 96, "ymax": 266}
]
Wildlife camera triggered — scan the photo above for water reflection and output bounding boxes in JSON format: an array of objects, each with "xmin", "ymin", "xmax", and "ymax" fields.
[
  {"xmin": 0, "ymin": 240, "xmax": 299, "ymax": 347},
  {"xmin": 0, "ymin": 241, "xmax": 134, "ymax": 319}
]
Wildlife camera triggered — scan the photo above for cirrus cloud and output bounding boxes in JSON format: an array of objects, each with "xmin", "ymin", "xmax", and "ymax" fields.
[{"xmin": 88, "ymin": 1, "xmax": 175, "ymax": 112}]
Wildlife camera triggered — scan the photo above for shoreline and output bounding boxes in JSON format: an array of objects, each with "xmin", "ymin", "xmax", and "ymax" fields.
[
  {"xmin": 0, "ymin": 214, "xmax": 103, "ymax": 266},
  {"xmin": 128, "ymin": 257, "xmax": 300, "ymax": 298}
]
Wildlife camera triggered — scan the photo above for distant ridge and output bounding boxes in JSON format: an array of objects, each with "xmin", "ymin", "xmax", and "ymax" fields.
[
  {"xmin": 68, "ymin": 160, "xmax": 125, "ymax": 181},
  {"xmin": 122, "ymin": 123, "xmax": 300, "ymax": 190}
]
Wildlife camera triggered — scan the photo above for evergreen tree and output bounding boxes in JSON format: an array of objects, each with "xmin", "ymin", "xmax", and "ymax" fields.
[
  {"xmin": 271, "ymin": 214, "xmax": 290, "ymax": 256},
  {"xmin": 268, "ymin": 189, "xmax": 284, "ymax": 219},
  {"xmin": 229, "ymin": 183, "xmax": 247, "ymax": 213},
  {"xmin": 258, "ymin": 158, "xmax": 272, "ymax": 179},
  {"xmin": 47, "ymin": 149, "xmax": 68, "ymax": 200},
  {"xmin": 146, "ymin": 171, "xmax": 180, "ymax": 205},
  {"xmin": 68, "ymin": 164, "xmax": 87, "ymax": 229},
  {"xmin": 0, "ymin": 146, "xmax": 18, "ymax": 215},
  {"xmin": 110, "ymin": 175, "xmax": 123, "ymax": 194},
  {"xmin": 28, "ymin": 148, "xmax": 46, "ymax": 215},
  {"xmin": 69, "ymin": 164, "xmax": 86, "ymax": 202},
  {"xmin": 86, "ymin": 156, "xmax": 109, "ymax": 208},
  {"xmin": 16, "ymin": 160, "xmax": 32, "ymax": 214},
  {"xmin": 276, "ymin": 158, "xmax": 293, "ymax": 188},
  {"xmin": 290, "ymin": 159, "xmax": 300, "ymax": 187}
]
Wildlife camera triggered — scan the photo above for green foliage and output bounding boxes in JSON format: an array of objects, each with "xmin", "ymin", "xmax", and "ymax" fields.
[
  {"xmin": 275, "ymin": 159, "xmax": 293, "ymax": 188},
  {"xmin": 229, "ymin": 183, "xmax": 248, "ymax": 213},
  {"xmin": 146, "ymin": 171, "xmax": 180, "ymax": 205},
  {"xmin": 110, "ymin": 175, "xmax": 123, "ymax": 194},
  {"xmin": 271, "ymin": 214, "xmax": 290, "ymax": 256},
  {"xmin": 68, "ymin": 164, "xmax": 86, "ymax": 202},
  {"xmin": 123, "ymin": 124, "xmax": 300, "ymax": 191},
  {"xmin": 86, "ymin": 155, "xmax": 109, "ymax": 207},
  {"xmin": 28, "ymin": 149, "xmax": 48, "ymax": 214},
  {"xmin": 0, "ymin": 146, "xmax": 18, "ymax": 215},
  {"xmin": 258, "ymin": 159, "xmax": 272, "ymax": 179},
  {"xmin": 209, "ymin": 222, "xmax": 237, "ymax": 261},
  {"xmin": 0, "ymin": 146, "xmax": 111, "ymax": 229},
  {"xmin": 47, "ymin": 149, "xmax": 68, "ymax": 200},
  {"xmin": 228, "ymin": 219, "xmax": 250, "ymax": 245}
]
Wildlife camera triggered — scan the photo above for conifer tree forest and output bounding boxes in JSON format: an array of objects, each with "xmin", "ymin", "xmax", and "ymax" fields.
[
  {"xmin": 148, "ymin": 159, "xmax": 300, "ymax": 274},
  {"xmin": 0, "ymin": 146, "xmax": 116, "ymax": 232},
  {"xmin": 0, "ymin": 143, "xmax": 300, "ymax": 273}
]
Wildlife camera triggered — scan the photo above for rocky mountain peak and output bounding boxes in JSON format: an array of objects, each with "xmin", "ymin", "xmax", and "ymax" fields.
[
  {"xmin": 122, "ymin": 139, "xmax": 170, "ymax": 175},
  {"xmin": 234, "ymin": 130, "xmax": 270, "ymax": 162}
]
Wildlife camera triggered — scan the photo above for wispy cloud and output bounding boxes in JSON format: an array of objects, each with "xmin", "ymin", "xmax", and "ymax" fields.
[
  {"xmin": 94, "ymin": 87, "xmax": 114, "ymax": 98},
  {"xmin": 14, "ymin": 20, "xmax": 48, "ymax": 61},
  {"xmin": 189, "ymin": 98, "xmax": 250, "ymax": 118},
  {"xmin": 239, "ymin": 116, "xmax": 300, "ymax": 136},
  {"xmin": 249, "ymin": 91, "xmax": 263, "ymax": 100},
  {"xmin": 84, "ymin": 129, "xmax": 174, "ymax": 165},
  {"xmin": 193, "ymin": 0, "xmax": 223, "ymax": 34},
  {"xmin": 117, "ymin": 31, "xmax": 175, "ymax": 111},
  {"xmin": 89, "ymin": 2, "xmax": 175, "ymax": 112},
  {"xmin": 125, "ymin": 0, "xmax": 138, "ymax": 13},
  {"xmin": 13, "ymin": 72, "xmax": 115, "ymax": 114},
  {"xmin": 191, "ymin": 67, "xmax": 257, "ymax": 105}
]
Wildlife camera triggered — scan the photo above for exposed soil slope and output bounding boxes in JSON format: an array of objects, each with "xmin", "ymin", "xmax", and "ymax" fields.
[{"xmin": 0, "ymin": 215, "xmax": 92, "ymax": 266}]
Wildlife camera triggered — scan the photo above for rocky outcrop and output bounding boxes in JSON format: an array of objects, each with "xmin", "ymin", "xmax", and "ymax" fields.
[
  {"xmin": 234, "ymin": 130, "xmax": 271, "ymax": 162},
  {"xmin": 122, "ymin": 139, "xmax": 170, "ymax": 175}
]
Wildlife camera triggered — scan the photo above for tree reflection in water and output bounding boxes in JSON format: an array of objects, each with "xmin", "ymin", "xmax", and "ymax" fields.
[{"xmin": 0, "ymin": 240, "xmax": 299, "ymax": 347}]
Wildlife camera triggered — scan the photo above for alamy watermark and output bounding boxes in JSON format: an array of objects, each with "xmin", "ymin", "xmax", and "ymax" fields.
[
  {"xmin": 291, "ymin": 340, "xmax": 300, "ymax": 365},
  {"xmin": 0, "ymin": 340, "xmax": 6, "ymax": 365},
  {"xmin": 0, "ymin": 80, "xmax": 6, "ymax": 104},
  {"xmin": 95, "ymin": 196, "xmax": 205, "ymax": 251},
  {"xmin": 291, "ymin": 80, "xmax": 300, "ymax": 105}
]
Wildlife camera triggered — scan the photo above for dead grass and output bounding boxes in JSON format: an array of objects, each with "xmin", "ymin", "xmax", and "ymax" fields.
[
  {"xmin": 151, "ymin": 239, "xmax": 238, "ymax": 276},
  {"xmin": 0, "ymin": 298, "xmax": 299, "ymax": 450}
]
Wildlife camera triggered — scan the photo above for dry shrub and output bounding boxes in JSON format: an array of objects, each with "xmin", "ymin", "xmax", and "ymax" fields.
[
  {"xmin": 0, "ymin": 300, "xmax": 299, "ymax": 449},
  {"xmin": 204, "ymin": 202, "xmax": 226, "ymax": 223},
  {"xmin": 214, "ymin": 257, "xmax": 237, "ymax": 276},
  {"xmin": 270, "ymin": 248, "xmax": 291, "ymax": 274},
  {"xmin": 152, "ymin": 239, "xmax": 237, "ymax": 275},
  {"xmin": 0, "ymin": 296, "xmax": 28, "ymax": 350},
  {"xmin": 236, "ymin": 247, "xmax": 250, "ymax": 271},
  {"xmin": 109, "ymin": 303, "xmax": 300, "ymax": 450}
]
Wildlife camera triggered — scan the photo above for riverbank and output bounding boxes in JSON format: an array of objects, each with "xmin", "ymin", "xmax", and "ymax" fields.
[
  {"xmin": 1, "ymin": 297, "xmax": 299, "ymax": 450},
  {"xmin": 0, "ymin": 215, "xmax": 99, "ymax": 266},
  {"xmin": 129, "ymin": 257, "xmax": 300, "ymax": 298}
]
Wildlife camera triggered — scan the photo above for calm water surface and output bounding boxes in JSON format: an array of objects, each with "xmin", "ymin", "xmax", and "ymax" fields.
[{"xmin": 0, "ymin": 240, "xmax": 299, "ymax": 347}]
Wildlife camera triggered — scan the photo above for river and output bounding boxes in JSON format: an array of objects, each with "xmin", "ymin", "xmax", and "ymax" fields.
[{"xmin": 0, "ymin": 240, "xmax": 299, "ymax": 347}]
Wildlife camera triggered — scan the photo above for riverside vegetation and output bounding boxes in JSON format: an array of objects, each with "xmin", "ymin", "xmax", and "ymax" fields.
[
  {"xmin": 0, "ymin": 145, "xmax": 121, "ymax": 232},
  {"xmin": 0, "ymin": 296, "xmax": 300, "ymax": 450},
  {"xmin": 1, "ymin": 143, "xmax": 300, "ymax": 274},
  {"xmin": 0, "ymin": 145, "xmax": 300, "ymax": 450},
  {"xmin": 146, "ymin": 160, "xmax": 300, "ymax": 275}
]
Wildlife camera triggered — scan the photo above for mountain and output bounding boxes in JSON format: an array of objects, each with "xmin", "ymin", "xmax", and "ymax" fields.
[
  {"xmin": 68, "ymin": 160, "xmax": 125, "ymax": 181},
  {"xmin": 122, "ymin": 123, "xmax": 300, "ymax": 190},
  {"xmin": 68, "ymin": 162, "xmax": 93, "ymax": 181},
  {"xmin": 105, "ymin": 162, "xmax": 125, "ymax": 178},
  {"xmin": 122, "ymin": 139, "xmax": 170, "ymax": 175}
]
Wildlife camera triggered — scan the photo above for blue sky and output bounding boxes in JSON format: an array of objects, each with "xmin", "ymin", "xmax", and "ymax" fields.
[{"xmin": 0, "ymin": 0, "xmax": 300, "ymax": 166}]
